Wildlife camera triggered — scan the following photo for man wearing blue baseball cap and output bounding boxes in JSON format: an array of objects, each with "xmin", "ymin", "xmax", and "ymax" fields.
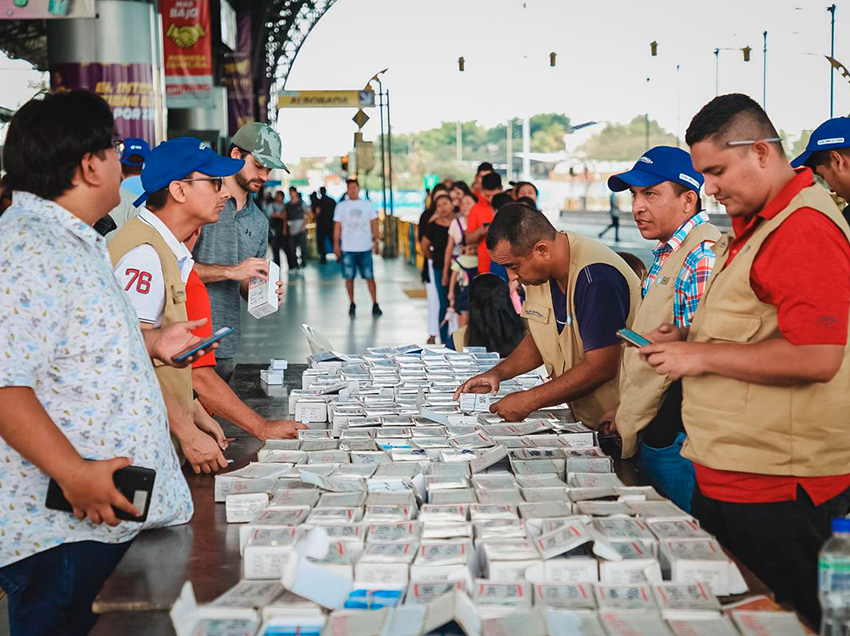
[
  {"xmin": 109, "ymin": 137, "xmax": 244, "ymax": 475},
  {"xmin": 792, "ymin": 117, "xmax": 850, "ymax": 222},
  {"xmin": 104, "ymin": 137, "xmax": 151, "ymax": 241},
  {"xmin": 602, "ymin": 146, "xmax": 721, "ymax": 513}
]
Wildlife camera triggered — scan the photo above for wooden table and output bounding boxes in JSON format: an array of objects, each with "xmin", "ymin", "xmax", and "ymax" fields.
[{"xmin": 91, "ymin": 363, "xmax": 786, "ymax": 635}]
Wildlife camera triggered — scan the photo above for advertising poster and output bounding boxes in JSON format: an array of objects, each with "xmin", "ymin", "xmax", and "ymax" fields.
[
  {"xmin": 160, "ymin": 0, "xmax": 213, "ymax": 108},
  {"xmin": 220, "ymin": 12, "xmax": 255, "ymax": 136}
]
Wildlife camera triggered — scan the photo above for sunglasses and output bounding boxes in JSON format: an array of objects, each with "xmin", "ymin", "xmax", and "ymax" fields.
[{"xmin": 180, "ymin": 177, "xmax": 224, "ymax": 191}]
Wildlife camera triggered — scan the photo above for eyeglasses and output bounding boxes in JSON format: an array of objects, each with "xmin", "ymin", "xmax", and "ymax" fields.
[
  {"xmin": 112, "ymin": 139, "xmax": 125, "ymax": 158},
  {"xmin": 180, "ymin": 177, "xmax": 224, "ymax": 191},
  {"xmin": 726, "ymin": 137, "xmax": 783, "ymax": 147}
]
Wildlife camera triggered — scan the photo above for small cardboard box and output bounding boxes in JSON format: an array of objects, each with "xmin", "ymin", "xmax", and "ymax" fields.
[{"xmin": 247, "ymin": 260, "xmax": 280, "ymax": 319}]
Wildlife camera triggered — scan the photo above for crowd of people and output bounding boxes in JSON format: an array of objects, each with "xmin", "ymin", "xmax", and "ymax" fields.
[{"xmin": 1, "ymin": 85, "xmax": 850, "ymax": 635}]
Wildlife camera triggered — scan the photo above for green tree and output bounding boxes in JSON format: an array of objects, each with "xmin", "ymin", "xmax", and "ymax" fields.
[{"xmin": 579, "ymin": 116, "xmax": 678, "ymax": 161}]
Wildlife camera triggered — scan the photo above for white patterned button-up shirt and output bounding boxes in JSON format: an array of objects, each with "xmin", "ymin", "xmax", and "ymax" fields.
[{"xmin": 0, "ymin": 192, "xmax": 193, "ymax": 568}]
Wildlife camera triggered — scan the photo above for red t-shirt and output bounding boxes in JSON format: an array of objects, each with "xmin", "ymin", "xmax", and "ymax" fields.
[
  {"xmin": 694, "ymin": 168, "xmax": 850, "ymax": 506},
  {"xmin": 467, "ymin": 199, "xmax": 494, "ymax": 274},
  {"xmin": 184, "ymin": 269, "xmax": 217, "ymax": 369}
]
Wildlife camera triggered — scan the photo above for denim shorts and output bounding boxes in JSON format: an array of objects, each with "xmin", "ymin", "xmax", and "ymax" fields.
[{"xmin": 341, "ymin": 250, "xmax": 374, "ymax": 280}]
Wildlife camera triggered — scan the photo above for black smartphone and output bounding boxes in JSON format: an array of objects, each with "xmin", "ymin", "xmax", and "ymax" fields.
[
  {"xmin": 45, "ymin": 465, "xmax": 156, "ymax": 522},
  {"xmin": 173, "ymin": 326, "xmax": 233, "ymax": 363}
]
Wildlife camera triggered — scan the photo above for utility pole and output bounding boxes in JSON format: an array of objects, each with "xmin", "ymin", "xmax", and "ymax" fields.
[
  {"xmin": 456, "ymin": 120, "xmax": 462, "ymax": 163},
  {"xmin": 763, "ymin": 31, "xmax": 768, "ymax": 109},
  {"xmin": 714, "ymin": 48, "xmax": 720, "ymax": 96},
  {"xmin": 522, "ymin": 115, "xmax": 531, "ymax": 181},
  {"xmin": 829, "ymin": 4, "xmax": 837, "ymax": 117},
  {"xmin": 506, "ymin": 118, "xmax": 513, "ymax": 182}
]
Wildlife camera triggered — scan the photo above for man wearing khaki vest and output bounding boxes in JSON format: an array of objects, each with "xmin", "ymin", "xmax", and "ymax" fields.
[
  {"xmin": 602, "ymin": 146, "xmax": 720, "ymax": 513},
  {"xmin": 641, "ymin": 94, "xmax": 850, "ymax": 625},
  {"xmin": 455, "ymin": 203, "xmax": 641, "ymax": 427},
  {"xmin": 111, "ymin": 138, "xmax": 244, "ymax": 474}
]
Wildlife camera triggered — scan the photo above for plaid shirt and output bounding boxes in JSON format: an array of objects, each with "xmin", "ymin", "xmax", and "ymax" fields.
[{"xmin": 641, "ymin": 210, "xmax": 717, "ymax": 327}]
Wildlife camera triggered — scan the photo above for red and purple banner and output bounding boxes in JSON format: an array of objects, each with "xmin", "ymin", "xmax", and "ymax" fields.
[
  {"xmin": 160, "ymin": 0, "xmax": 213, "ymax": 108},
  {"xmin": 50, "ymin": 62, "xmax": 155, "ymax": 145},
  {"xmin": 220, "ymin": 12, "xmax": 255, "ymax": 136}
]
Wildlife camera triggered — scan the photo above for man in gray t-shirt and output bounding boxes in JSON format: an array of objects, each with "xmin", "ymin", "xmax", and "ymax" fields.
[{"xmin": 192, "ymin": 122, "xmax": 289, "ymax": 382}]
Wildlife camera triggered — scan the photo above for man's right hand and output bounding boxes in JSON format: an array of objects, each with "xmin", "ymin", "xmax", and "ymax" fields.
[
  {"xmin": 453, "ymin": 369, "xmax": 501, "ymax": 400},
  {"xmin": 259, "ymin": 419, "xmax": 309, "ymax": 441},
  {"xmin": 182, "ymin": 429, "xmax": 228, "ymax": 474},
  {"xmin": 59, "ymin": 457, "xmax": 140, "ymax": 526},
  {"xmin": 334, "ymin": 245, "xmax": 342, "ymax": 260},
  {"xmin": 230, "ymin": 257, "xmax": 269, "ymax": 283}
]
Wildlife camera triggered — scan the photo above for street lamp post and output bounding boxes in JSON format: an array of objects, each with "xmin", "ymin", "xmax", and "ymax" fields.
[
  {"xmin": 763, "ymin": 31, "xmax": 768, "ymax": 109},
  {"xmin": 828, "ymin": 4, "xmax": 837, "ymax": 117}
]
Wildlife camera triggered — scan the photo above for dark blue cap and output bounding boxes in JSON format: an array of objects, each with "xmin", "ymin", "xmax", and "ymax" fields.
[
  {"xmin": 133, "ymin": 137, "xmax": 244, "ymax": 207},
  {"xmin": 608, "ymin": 146, "xmax": 703, "ymax": 194},
  {"xmin": 121, "ymin": 138, "xmax": 150, "ymax": 167},
  {"xmin": 792, "ymin": 118, "xmax": 850, "ymax": 168}
]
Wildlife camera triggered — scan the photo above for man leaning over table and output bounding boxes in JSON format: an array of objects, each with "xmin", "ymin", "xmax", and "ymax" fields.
[
  {"xmin": 640, "ymin": 93, "xmax": 850, "ymax": 626},
  {"xmin": 600, "ymin": 146, "xmax": 720, "ymax": 513},
  {"xmin": 0, "ymin": 91, "xmax": 207, "ymax": 636},
  {"xmin": 455, "ymin": 203, "xmax": 641, "ymax": 428}
]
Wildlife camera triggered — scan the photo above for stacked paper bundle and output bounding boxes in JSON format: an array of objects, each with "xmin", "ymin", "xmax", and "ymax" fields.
[{"xmin": 173, "ymin": 344, "xmax": 808, "ymax": 636}]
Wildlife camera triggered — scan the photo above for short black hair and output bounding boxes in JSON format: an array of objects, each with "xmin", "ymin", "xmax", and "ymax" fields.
[
  {"xmin": 481, "ymin": 172, "xmax": 502, "ymax": 191},
  {"xmin": 486, "ymin": 202, "xmax": 557, "ymax": 255},
  {"xmin": 515, "ymin": 195, "xmax": 538, "ymax": 209},
  {"xmin": 346, "ymin": 177, "xmax": 359, "ymax": 185},
  {"xmin": 617, "ymin": 251, "xmax": 647, "ymax": 280},
  {"xmin": 514, "ymin": 181, "xmax": 539, "ymax": 196},
  {"xmin": 807, "ymin": 147, "xmax": 850, "ymax": 168},
  {"xmin": 320, "ymin": 186, "xmax": 327, "ymax": 194},
  {"xmin": 145, "ymin": 187, "xmax": 170, "ymax": 211},
  {"xmin": 452, "ymin": 180, "xmax": 469, "ymax": 193},
  {"xmin": 476, "ymin": 162, "xmax": 494, "ymax": 174},
  {"xmin": 491, "ymin": 192, "xmax": 513, "ymax": 211},
  {"xmin": 289, "ymin": 185, "xmax": 297, "ymax": 192},
  {"xmin": 228, "ymin": 144, "xmax": 249, "ymax": 159},
  {"xmin": 685, "ymin": 93, "xmax": 782, "ymax": 151},
  {"xmin": 668, "ymin": 182, "xmax": 702, "ymax": 212},
  {"xmin": 3, "ymin": 90, "xmax": 115, "ymax": 200}
]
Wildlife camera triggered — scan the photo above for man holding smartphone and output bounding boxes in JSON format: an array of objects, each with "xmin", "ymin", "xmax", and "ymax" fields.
[
  {"xmin": 602, "ymin": 146, "xmax": 720, "ymax": 512},
  {"xmin": 0, "ymin": 91, "xmax": 200, "ymax": 636}
]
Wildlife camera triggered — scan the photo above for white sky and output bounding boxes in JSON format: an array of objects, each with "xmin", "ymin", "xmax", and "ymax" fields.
[
  {"xmin": 279, "ymin": 0, "xmax": 850, "ymax": 161},
  {"xmin": 2, "ymin": 0, "xmax": 848, "ymax": 161}
]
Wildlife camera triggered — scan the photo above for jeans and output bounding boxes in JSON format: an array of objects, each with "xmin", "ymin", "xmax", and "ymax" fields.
[
  {"xmin": 636, "ymin": 432, "xmax": 695, "ymax": 513},
  {"xmin": 0, "ymin": 540, "xmax": 133, "ymax": 636},
  {"xmin": 693, "ymin": 483, "xmax": 850, "ymax": 626},
  {"xmin": 341, "ymin": 251, "xmax": 374, "ymax": 280}
]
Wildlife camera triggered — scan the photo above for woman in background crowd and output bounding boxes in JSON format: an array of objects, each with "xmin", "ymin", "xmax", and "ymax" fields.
[
  {"xmin": 420, "ymin": 194, "xmax": 455, "ymax": 345},
  {"xmin": 449, "ymin": 273, "xmax": 525, "ymax": 357}
]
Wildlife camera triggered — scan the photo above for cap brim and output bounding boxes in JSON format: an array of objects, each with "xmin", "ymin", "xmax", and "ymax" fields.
[
  {"xmin": 607, "ymin": 169, "xmax": 666, "ymax": 192},
  {"xmin": 132, "ymin": 192, "xmax": 148, "ymax": 207},
  {"xmin": 197, "ymin": 155, "xmax": 245, "ymax": 177},
  {"xmin": 253, "ymin": 152, "xmax": 290, "ymax": 173},
  {"xmin": 791, "ymin": 150, "xmax": 812, "ymax": 169}
]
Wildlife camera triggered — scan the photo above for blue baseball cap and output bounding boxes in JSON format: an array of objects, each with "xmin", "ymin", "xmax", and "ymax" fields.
[
  {"xmin": 608, "ymin": 146, "xmax": 703, "ymax": 194},
  {"xmin": 792, "ymin": 117, "xmax": 850, "ymax": 168},
  {"xmin": 133, "ymin": 137, "xmax": 245, "ymax": 207},
  {"xmin": 121, "ymin": 138, "xmax": 150, "ymax": 167}
]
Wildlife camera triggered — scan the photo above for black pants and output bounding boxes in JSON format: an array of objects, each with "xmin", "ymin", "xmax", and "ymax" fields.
[{"xmin": 692, "ymin": 483, "xmax": 850, "ymax": 626}]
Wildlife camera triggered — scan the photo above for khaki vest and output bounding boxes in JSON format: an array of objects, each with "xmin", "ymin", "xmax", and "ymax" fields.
[
  {"xmin": 109, "ymin": 218, "xmax": 193, "ymax": 460},
  {"xmin": 618, "ymin": 221, "xmax": 721, "ymax": 458},
  {"xmin": 522, "ymin": 232, "xmax": 641, "ymax": 428},
  {"xmin": 451, "ymin": 325, "xmax": 468, "ymax": 352},
  {"xmin": 681, "ymin": 184, "xmax": 850, "ymax": 476}
]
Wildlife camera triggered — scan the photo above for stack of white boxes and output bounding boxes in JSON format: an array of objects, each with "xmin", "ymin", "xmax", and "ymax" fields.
[{"xmin": 186, "ymin": 345, "xmax": 806, "ymax": 636}]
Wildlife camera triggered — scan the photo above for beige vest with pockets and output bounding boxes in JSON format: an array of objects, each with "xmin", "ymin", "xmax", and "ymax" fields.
[
  {"xmin": 681, "ymin": 183, "xmax": 850, "ymax": 476},
  {"xmin": 109, "ymin": 217, "xmax": 193, "ymax": 461},
  {"xmin": 522, "ymin": 231, "xmax": 641, "ymax": 428},
  {"xmin": 617, "ymin": 221, "xmax": 721, "ymax": 458}
]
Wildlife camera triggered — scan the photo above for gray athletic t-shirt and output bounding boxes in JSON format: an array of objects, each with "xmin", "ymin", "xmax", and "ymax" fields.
[{"xmin": 192, "ymin": 195, "xmax": 268, "ymax": 360}]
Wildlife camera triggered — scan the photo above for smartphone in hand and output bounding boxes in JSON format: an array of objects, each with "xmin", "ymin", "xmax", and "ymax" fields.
[
  {"xmin": 616, "ymin": 328, "xmax": 651, "ymax": 348},
  {"xmin": 45, "ymin": 465, "xmax": 156, "ymax": 522},
  {"xmin": 173, "ymin": 326, "xmax": 233, "ymax": 363}
]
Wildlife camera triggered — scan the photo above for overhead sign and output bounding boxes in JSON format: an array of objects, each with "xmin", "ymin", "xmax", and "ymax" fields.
[
  {"xmin": 277, "ymin": 90, "xmax": 375, "ymax": 109},
  {"xmin": 160, "ymin": 0, "xmax": 214, "ymax": 108},
  {"xmin": 0, "ymin": 0, "xmax": 94, "ymax": 19}
]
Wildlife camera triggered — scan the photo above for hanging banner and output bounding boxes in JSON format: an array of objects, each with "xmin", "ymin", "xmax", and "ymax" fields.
[
  {"xmin": 50, "ymin": 62, "xmax": 155, "ymax": 145},
  {"xmin": 220, "ymin": 12, "xmax": 255, "ymax": 136},
  {"xmin": 160, "ymin": 0, "xmax": 213, "ymax": 108},
  {"xmin": 0, "ymin": 0, "xmax": 95, "ymax": 19}
]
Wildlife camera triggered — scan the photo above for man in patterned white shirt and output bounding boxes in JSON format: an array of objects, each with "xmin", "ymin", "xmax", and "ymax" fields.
[{"xmin": 0, "ymin": 91, "xmax": 205, "ymax": 635}]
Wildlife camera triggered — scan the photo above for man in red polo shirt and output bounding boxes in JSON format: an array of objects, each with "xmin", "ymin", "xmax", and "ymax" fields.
[
  {"xmin": 184, "ymin": 229, "xmax": 307, "ymax": 441},
  {"xmin": 639, "ymin": 94, "xmax": 850, "ymax": 626},
  {"xmin": 465, "ymin": 172, "xmax": 503, "ymax": 275}
]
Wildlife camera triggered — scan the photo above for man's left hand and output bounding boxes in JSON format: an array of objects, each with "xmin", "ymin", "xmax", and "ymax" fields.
[
  {"xmin": 258, "ymin": 419, "xmax": 309, "ymax": 441},
  {"xmin": 640, "ymin": 341, "xmax": 706, "ymax": 381},
  {"xmin": 489, "ymin": 391, "xmax": 535, "ymax": 422},
  {"xmin": 150, "ymin": 319, "xmax": 216, "ymax": 367},
  {"xmin": 276, "ymin": 280, "xmax": 284, "ymax": 303}
]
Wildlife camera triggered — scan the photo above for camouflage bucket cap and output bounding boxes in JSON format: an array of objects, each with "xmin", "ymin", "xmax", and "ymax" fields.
[{"xmin": 231, "ymin": 122, "xmax": 289, "ymax": 173}]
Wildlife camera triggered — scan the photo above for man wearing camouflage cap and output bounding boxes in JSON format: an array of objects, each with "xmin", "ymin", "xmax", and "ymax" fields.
[{"xmin": 192, "ymin": 122, "xmax": 289, "ymax": 382}]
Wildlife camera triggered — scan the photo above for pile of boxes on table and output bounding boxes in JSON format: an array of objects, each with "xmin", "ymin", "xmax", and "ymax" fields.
[{"xmin": 172, "ymin": 345, "xmax": 808, "ymax": 636}]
